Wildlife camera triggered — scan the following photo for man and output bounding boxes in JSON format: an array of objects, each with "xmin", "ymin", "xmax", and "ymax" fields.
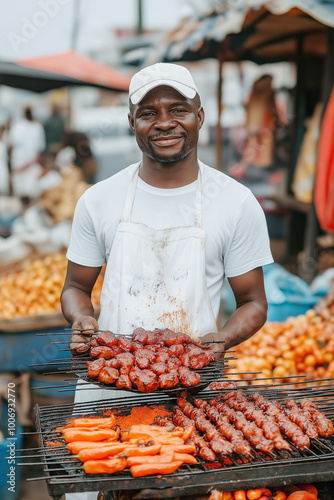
[
  {"xmin": 62, "ymin": 61, "xmax": 272, "ymax": 353},
  {"xmin": 8, "ymin": 106, "xmax": 46, "ymax": 199},
  {"xmin": 43, "ymin": 103, "xmax": 65, "ymax": 154},
  {"xmin": 61, "ymin": 61, "xmax": 273, "ymax": 500}
]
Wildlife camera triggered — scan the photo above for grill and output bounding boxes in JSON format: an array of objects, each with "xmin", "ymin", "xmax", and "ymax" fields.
[{"xmin": 19, "ymin": 381, "xmax": 334, "ymax": 500}]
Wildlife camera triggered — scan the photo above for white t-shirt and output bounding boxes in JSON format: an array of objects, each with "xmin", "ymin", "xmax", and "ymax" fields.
[{"xmin": 67, "ymin": 161, "xmax": 273, "ymax": 319}]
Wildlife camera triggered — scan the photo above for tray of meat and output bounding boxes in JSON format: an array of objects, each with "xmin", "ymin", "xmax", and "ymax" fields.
[{"xmin": 71, "ymin": 328, "xmax": 226, "ymax": 395}]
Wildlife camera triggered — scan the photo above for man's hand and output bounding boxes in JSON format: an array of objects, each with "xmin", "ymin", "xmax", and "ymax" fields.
[
  {"xmin": 199, "ymin": 331, "xmax": 226, "ymax": 360},
  {"xmin": 70, "ymin": 315, "xmax": 99, "ymax": 355},
  {"xmin": 61, "ymin": 261, "xmax": 102, "ymax": 354}
]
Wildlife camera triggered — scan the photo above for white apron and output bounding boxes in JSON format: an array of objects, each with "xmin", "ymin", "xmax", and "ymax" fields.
[{"xmin": 66, "ymin": 162, "xmax": 217, "ymax": 500}]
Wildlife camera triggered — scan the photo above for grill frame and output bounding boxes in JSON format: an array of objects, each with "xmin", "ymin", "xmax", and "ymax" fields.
[{"xmin": 29, "ymin": 384, "xmax": 334, "ymax": 500}]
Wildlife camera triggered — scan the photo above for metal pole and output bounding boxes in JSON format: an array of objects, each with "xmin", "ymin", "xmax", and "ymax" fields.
[
  {"xmin": 288, "ymin": 34, "xmax": 305, "ymax": 190},
  {"xmin": 137, "ymin": 0, "xmax": 143, "ymax": 36},
  {"xmin": 215, "ymin": 58, "xmax": 223, "ymax": 170},
  {"xmin": 71, "ymin": 0, "xmax": 81, "ymax": 50},
  {"xmin": 68, "ymin": 0, "xmax": 81, "ymax": 129},
  {"xmin": 286, "ymin": 34, "xmax": 306, "ymax": 259}
]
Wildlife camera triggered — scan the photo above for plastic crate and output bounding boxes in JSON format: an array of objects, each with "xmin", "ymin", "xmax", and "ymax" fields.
[{"xmin": 1, "ymin": 326, "xmax": 71, "ymax": 373}]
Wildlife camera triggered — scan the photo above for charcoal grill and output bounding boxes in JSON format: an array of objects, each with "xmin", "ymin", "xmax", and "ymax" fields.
[{"xmin": 17, "ymin": 382, "xmax": 334, "ymax": 500}]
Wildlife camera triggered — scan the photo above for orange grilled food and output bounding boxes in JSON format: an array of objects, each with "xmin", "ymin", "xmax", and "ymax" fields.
[
  {"xmin": 62, "ymin": 429, "xmax": 117, "ymax": 443},
  {"xmin": 78, "ymin": 443, "xmax": 137, "ymax": 462},
  {"xmin": 83, "ymin": 457, "xmax": 127, "ymax": 474},
  {"xmin": 130, "ymin": 460, "xmax": 183, "ymax": 477},
  {"xmin": 67, "ymin": 440, "xmax": 117, "ymax": 454}
]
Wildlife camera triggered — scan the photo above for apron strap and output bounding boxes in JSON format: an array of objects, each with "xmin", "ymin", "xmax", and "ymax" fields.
[
  {"xmin": 121, "ymin": 164, "xmax": 141, "ymax": 223},
  {"xmin": 194, "ymin": 164, "xmax": 202, "ymax": 228},
  {"xmin": 121, "ymin": 161, "xmax": 203, "ymax": 227}
]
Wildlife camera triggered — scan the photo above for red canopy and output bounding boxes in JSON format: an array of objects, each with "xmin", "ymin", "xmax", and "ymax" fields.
[{"xmin": 15, "ymin": 50, "xmax": 130, "ymax": 91}]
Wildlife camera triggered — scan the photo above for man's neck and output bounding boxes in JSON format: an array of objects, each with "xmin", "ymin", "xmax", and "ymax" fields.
[{"xmin": 139, "ymin": 153, "xmax": 199, "ymax": 188}]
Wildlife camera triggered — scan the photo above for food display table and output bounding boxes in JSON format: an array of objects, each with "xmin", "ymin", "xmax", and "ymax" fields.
[{"xmin": 0, "ymin": 313, "xmax": 71, "ymax": 373}]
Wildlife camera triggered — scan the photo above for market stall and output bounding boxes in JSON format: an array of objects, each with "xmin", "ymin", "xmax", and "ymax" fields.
[{"xmin": 127, "ymin": 0, "xmax": 334, "ymax": 278}]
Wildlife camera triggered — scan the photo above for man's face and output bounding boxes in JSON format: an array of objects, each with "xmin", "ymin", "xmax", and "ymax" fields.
[{"xmin": 128, "ymin": 86, "xmax": 204, "ymax": 164}]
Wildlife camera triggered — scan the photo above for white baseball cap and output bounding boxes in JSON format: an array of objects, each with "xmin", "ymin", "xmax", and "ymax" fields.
[{"xmin": 129, "ymin": 63, "xmax": 199, "ymax": 105}]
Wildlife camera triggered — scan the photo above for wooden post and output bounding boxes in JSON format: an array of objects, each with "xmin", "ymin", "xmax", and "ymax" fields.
[
  {"xmin": 285, "ymin": 34, "xmax": 306, "ymax": 260},
  {"xmin": 215, "ymin": 57, "xmax": 224, "ymax": 170}
]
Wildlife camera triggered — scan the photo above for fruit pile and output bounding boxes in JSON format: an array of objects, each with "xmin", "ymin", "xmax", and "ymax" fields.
[
  {"xmin": 225, "ymin": 282, "xmax": 334, "ymax": 385},
  {"xmin": 0, "ymin": 254, "xmax": 104, "ymax": 319},
  {"xmin": 39, "ymin": 166, "xmax": 89, "ymax": 223}
]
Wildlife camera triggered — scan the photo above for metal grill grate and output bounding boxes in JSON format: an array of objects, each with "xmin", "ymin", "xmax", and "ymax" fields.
[{"xmin": 16, "ymin": 382, "xmax": 334, "ymax": 499}]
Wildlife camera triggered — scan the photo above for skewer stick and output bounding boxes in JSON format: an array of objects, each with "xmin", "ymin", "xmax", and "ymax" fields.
[
  {"xmin": 30, "ymin": 383, "xmax": 77, "ymax": 391},
  {"xmin": 17, "ymin": 461, "xmax": 79, "ymax": 467},
  {"xmin": 35, "ymin": 332, "xmax": 72, "ymax": 336},
  {"xmin": 201, "ymin": 340, "xmax": 225, "ymax": 344},
  {"xmin": 8, "ymin": 453, "xmax": 71, "ymax": 459},
  {"xmin": 51, "ymin": 341, "xmax": 90, "ymax": 344},
  {"xmin": 28, "ymin": 364, "xmax": 71, "ymax": 369},
  {"xmin": 22, "ymin": 429, "xmax": 66, "ymax": 436}
]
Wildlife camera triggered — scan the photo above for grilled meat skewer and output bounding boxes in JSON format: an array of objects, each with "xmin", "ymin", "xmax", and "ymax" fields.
[
  {"xmin": 284, "ymin": 400, "xmax": 318, "ymax": 439},
  {"xmin": 194, "ymin": 399, "xmax": 252, "ymax": 455},
  {"xmin": 210, "ymin": 400, "xmax": 275, "ymax": 453},
  {"xmin": 223, "ymin": 392, "xmax": 290, "ymax": 450},
  {"xmin": 299, "ymin": 399, "xmax": 334, "ymax": 437},
  {"xmin": 249, "ymin": 393, "xmax": 310, "ymax": 450},
  {"xmin": 173, "ymin": 407, "xmax": 216, "ymax": 461},
  {"xmin": 177, "ymin": 398, "xmax": 234, "ymax": 455}
]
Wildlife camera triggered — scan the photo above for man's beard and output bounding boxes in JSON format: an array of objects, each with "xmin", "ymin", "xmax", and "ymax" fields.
[{"xmin": 147, "ymin": 134, "xmax": 188, "ymax": 164}]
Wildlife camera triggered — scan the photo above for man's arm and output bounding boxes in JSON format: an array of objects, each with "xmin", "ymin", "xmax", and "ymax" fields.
[
  {"xmin": 61, "ymin": 260, "xmax": 102, "ymax": 353},
  {"xmin": 201, "ymin": 267, "xmax": 267, "ymax": 355}
]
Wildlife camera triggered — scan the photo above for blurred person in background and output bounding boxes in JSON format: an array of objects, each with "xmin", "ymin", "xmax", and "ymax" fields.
[
  {"xmin": 43, "ymin": 104, "xmax": 66, "ymax": 154},
  {"xmin": 55, "ymin": 130, "xmax": 98, "ymax": 184},
  {"xmin": 8, "ymin": 106, "xmax": 46, "ymax": 199},
  {"xmin": 229, "ymin": 74, "xmax": 282, "ymax": 180},
  {"xmin": 0, "ymin": 125, "xmax": 10, "ymax": 195}
]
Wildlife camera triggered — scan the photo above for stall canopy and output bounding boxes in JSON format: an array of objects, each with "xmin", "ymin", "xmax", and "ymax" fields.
[
  {"xmin": 132, "ymin": 0, "xmax": 334, "ymax": 172},
  {"xmin": 141, "ymin": 0, "xmax": 334, "ymax": 65},
  {"xmin": 138, "ymin": 0, "xmax": 334, "ymax": 276},
  {"xmin": 0, "ymin": 50, "xmax": 131, "ymax": 93}
]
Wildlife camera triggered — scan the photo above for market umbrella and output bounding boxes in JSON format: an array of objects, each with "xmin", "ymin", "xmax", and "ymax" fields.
[{"xmin": 0, "ymin": 50, "xmax": 131, "ymax": 93}]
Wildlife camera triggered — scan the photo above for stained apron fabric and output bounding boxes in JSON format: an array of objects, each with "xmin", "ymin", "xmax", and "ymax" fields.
[{"xmin": 65, "ymin": 163, "xmax": 217, "ymax": 500}]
